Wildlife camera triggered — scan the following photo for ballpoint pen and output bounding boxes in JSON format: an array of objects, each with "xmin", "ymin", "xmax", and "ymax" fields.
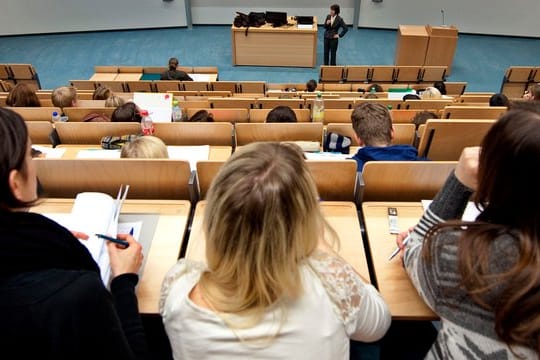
[
  {"xmin": 95, "ymin": 234, "xmax": 130, "ymax": 248},
  {"xmin": 388, "ymin": 232, "xmax": 411, "ymax": 261}
]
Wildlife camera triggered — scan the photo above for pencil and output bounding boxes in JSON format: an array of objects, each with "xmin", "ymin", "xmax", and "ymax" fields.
[{"xmin": 95, "ymin": 234, "xmax": 130, "ymax": 248}]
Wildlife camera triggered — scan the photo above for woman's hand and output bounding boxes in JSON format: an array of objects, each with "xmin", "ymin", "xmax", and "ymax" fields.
[
  {"xmin": 107, "ymin": 234, "xmax": 143, "ymax": 277},
  {"xmin": 71, "ymin": 231, "xmax": 89, "ymax": 240},
  {"xmin": 455, "ymin": 147, "xmax": 480, "ymax": 191}
]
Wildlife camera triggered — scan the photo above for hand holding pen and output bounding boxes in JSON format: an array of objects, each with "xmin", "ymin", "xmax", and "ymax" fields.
[{"xmin": 388, "ymin": 229, "xmax": 414, "ymax": 261}]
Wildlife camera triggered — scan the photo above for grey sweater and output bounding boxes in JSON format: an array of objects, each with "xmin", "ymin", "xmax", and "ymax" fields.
[{"xmin": 403, "ymin": 172, "xmax": 537, "ymax": 359}]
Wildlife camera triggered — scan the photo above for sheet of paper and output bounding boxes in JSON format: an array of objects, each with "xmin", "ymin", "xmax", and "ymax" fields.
[
  {"xmin": 133, "ymin": 92, "xmax": 173, "ymax": 123},
  {"xmin": 32, "ymin": 145, "xmax": 66, "ymax": 159},
  {"xmin": 189, "ymin": 74, "xmax": 214, "ymax": 82},
  {"xmin": 118, "ymin": 221, "xmax": 143, "ymax": 242},
  {"xmin": 76, "ymin": 149, "xmax": 121, "ymax": 159},
  {"xmin": 304, "ymin": 152, "xmax": 352, "ymax": 161},
  {"xmin": 421, "ymin": 200, "xmax": 482, "ymax": 222},
  {"xmin": 167, "ymin": 145, "xmax": 210, "ymax": 170},
  {"xmin": 297, "ymin": 24, "xmax": 314, "ymax": 30}
]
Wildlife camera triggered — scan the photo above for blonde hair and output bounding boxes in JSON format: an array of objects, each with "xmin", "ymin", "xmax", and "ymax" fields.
[
  {"xmin": 105, "ymin": 95, "xmax": 125, "ymax": 108},
  {"xmin": 421, "ymin": 87, "xmax": 442, "ymax": 100},
  {"xmin": 200, "ymin": 142, "xmax": 338, "ymax": 327},
  {"xmin": 51, "ymin": 86, "xmax": 77, "ymax": 108},
  {"xmin": 120, "ymin": 136, "xmax": 168, "ymax": 159}
]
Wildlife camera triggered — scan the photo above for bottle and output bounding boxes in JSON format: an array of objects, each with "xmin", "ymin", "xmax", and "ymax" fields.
[
  {"xmin": 172, "ymin": 100, "xmax": 183, "ymax": 122},
  {"xmin": 312, "ymin": 92, "xmax": 325, "ymax": 123},
  {"xmin": 51, "ymin": 111, "xmax": 61, "ymax": 123},
  {"xmin": 387, "ymin": 105, "xmax": 393, "ymax": 110},
  {"xmin": 139, "ymin": 110, "xmax": 155, "ymax": 135}
]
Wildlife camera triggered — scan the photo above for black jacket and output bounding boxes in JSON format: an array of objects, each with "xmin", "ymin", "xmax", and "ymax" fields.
[
  {"xmin": 324, "ymin": 15, "xmax": 348, "ymax": 39},
  {"xmin": 0, "ymin": 211, "xmax": 148, "ymax": 360},
  {"xmin": 160, "ymin": 69, "xmax": 193, "ymax": 81}
]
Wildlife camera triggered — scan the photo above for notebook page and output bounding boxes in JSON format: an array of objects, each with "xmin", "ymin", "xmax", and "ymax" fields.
[{"xmin": 167, "ymin": 145, "xmax": 210, "ymax": 171}]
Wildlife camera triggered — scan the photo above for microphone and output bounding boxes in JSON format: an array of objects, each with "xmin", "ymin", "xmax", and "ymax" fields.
[{"xmin": 441, "ymin": 9, "xmax": 445, "ymax": 26}]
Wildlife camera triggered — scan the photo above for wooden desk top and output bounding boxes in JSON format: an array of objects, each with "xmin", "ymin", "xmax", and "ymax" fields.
[
  {"xmin": 56, "ymin": 145, "xmax": 232, "ymax": 161},
  {"xmin": 32, "ymin": 199, "xmax": 191, "ymax": 314},
  {"xmin": 89, "ymin": 73, "xmax": 118, "ymax": 81},
  {"xmin": 115, "ymin": 73, "xmax": 143, "ymax": 81},
  {"xmin": 362, "ymin": 201, "xmax": 437, "ymax": 320},
  {"xmin": 232, "ymin": 16, "xmax": 318, "ymax": 34},
  {"xmin": 186, "ymin": 201, "xmax": 370, "ymax": 282},
  {"xmin": 398, "ymin": 25, "xmax": 429, "ymax": 37}
]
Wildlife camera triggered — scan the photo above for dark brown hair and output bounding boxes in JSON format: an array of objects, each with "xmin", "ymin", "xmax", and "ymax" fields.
[
  {"xmin": 330, "ymin": 4, "xmax": 340, "ymax": 15},
  {"xmin": 111, "ymin": 102, "xmax": 142, "ymax": 123},
  {"xmin": 187, "ymin": 109, "xmax": 214, "ymax": 122},
  {"xmin": 306, "ymin": 79, "xmax": 317, "ymax": 92},
  {"xmin": 0, "ymin": 108, "xmax": 35, "ymax": 210},
  {"xmin": 92, "ymin": 85, "xmax": 112, "ymax": 100},
  {"xmin": 532, "ymin": 83, "xmax": 540, "ymax": 101},
  {"xmin": 412, "ymin": 111, "xmax": 438, "ymax": 129},
  {"xmin": 168, "ymin": 57, "xmax": 179, "ymax": 71},
  {"xmin": 266, "ymin": 106, "xmax": 297, "ymax": 123},
  {"xmin": 424, "ymin": 109, "xmax": 540, "ymax": 353},
  {"xmin": 351, "ymin": 102, "xmax": 392, "ymax": 146},
  {"xmin": 6, "ymin": 84, "xmax": 40, "ymax": 107}
]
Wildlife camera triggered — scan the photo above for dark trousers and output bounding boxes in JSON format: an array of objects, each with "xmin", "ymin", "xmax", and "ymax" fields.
[{"xmin": 324, "ymin": 37, "xmax": 339, "ymax": 65}]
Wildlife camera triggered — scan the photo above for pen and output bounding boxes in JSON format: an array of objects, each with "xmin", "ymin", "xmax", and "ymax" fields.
[
  {"xmin": 129, "ymin": 227, "xmax": 134, "ymax": 236},
  {"xmin": 95, "ymin": 234, "xmax": 130, "ymax": 248},
  {"xmin": 388, "ymin": 233, "xmax": 411, "ymax": 261}
]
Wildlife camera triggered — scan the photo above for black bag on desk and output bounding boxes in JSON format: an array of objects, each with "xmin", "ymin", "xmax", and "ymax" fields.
[
  {"xmin": 234, "ymin": 11, "xmax": 266, "ymax": 36},
  {"xmin": 233, "ymin": 12, "xmax": 249, "ymax": 28}
]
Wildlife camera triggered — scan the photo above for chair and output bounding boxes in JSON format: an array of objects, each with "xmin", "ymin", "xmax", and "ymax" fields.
[
  {"xmin": 126, "ymin": 81, "xmax": 154, "ymax": 92},
  {"xmin": 323, "ymin": 109, "xmax": 353, "ymax": 124},
  {"xmin": 177, "ymin": 100, "xmax": 210, "ymax": 109},
  {"xmin": 63, "ymin": 107, "xmax": 115, "ymax": 122},
  {"xmin": 199, "ymin": 91, "xmax": 231, "ymax": 97},
  {"xmin": 249, "ymin": 109, "xmax": 311, "ymax": 123},
  {"xmin": 143, "ymin": 66, "xmax": 167, "ymax": 75},
  {"xmin": 238, "ymin": 81, "xmax": 266, "ymax": 95},
  {"xmin": 0, "ymin": 65, "xmax": 10, "ymax": 80},
  {"xmin": 182, "ymin": 82, "xmax": 209, "ymax": 91},
  {"xmin": 211, "ymin": 81, "xmax": 237, "ymax": 93},
  {"xmin": 306, "ymin": 160, "xmax": 358, "ymax": 202},
  {"xmin": 534, "ymin": 67, "xmax": 540, "ymax": 82},
  {"xmin": 369, "ymin": 66, "xmax": 396, "ymax": 83},
  {"xmin": 0, "ymin": 96, "xmax": 6, "ymax": 107},
  {"xmin": 441, "ymin": 106, "xmax": 507, "ymax": 119},
  {"xmin": 344, "ymin": 66, "xmax": 370, "ymax": 83},
  {"xmin": 193, "ymin": 66, "xmax": 219, "ymax": 74},
  {"xmin": 54, "ymin": 122, "xmax": 141, "ymax": 144},
  {"xmin": 209, "ymin": 98, "xmax": 256, "ymax": 109},
  {"xmin": 420, "ymin": 66, "xmax": 447, "ymax": 82},
  {"xmin": 9, "ymin": 64, "xmax": 41, "ymax": 89},
  {"xmin": 417, "ymin": 120, "xmax": 496, "ymax": 160},
  {"xmin": 503, "ymin": 66, "xmax": 534, "ymax": 83},
  {"xmin": 305, "ymin": 98, "xmax": 353, "ymax": 110},
  {"xmin": 321, "ymin": 83, "xmax": 352, "ymax": 91},
  {"xmin": 9, "ymin": 107, "xmax": 61, "ymax": 122},
  {"xmin": 27, "ymin": 122, "xmax": 53, "ymax": 144},
  {"xmin": 154, "ymin": 81, "xmax": 181, "ymax": 92},
  {"xmin": 256, "ymin": 98, "xmax": 304, "ymax": 109},
  {"xmin": 70, "ymin": 80, "xmax": 97, "ymax": 91},
  {"xmin": 97, "ymin": 81, "xmax": 126, "ymax": 93},
  {"xmin": 35, "ymin": 159, "xmax": 192, "ymax": 200},
  {"xmin": 444, "ymin": 82, "xmax": 467, "ymax": 96},
  {"xmin": 458, "ymin": 94, "xmax": 493, "ymax": 103},
  {"xmin": 395, "ymin": 66, "xmax": 421, "ymax": 83},
  {"xmin": 235, "ymin": 123, "xmax": 324, "ymax": 146},
  {"xmin": 185, "ymin": 108, "xmax": 249, "ymax": 123},
  {"xmin": 196, "ymin": 161, "xmax": 225, "ymax": 199},
  {"xmin": 320, "ymin": 66, "xmax": 345, "ymax": 82},
  {"xmin": 360, "ymin": 161, "xmax": 457, "ymax": 202},
  {"xmin": 154, "ymin": 122, "xmax": 233, "ymax": 146},
  {"xmin": 390, "ymin": 110, "xmax": 421, "ymax": 123},
  {"xmin": 404, "ymin": 99, "xmax": 454, "ymax": 110},
  {"xmin": 327, "ymin": 123, "xmax": 416, "ymax": 146}
]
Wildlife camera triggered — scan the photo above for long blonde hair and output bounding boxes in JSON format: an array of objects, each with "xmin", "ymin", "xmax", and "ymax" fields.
[{"xmin": 200, "ymin": 142, "xmax": 337, "ymax": 325}]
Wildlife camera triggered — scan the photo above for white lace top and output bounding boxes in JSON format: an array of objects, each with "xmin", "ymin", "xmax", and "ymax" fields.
[{"xmin": 160, "ymin": 251, "xmax": 391, "ymax": 360}]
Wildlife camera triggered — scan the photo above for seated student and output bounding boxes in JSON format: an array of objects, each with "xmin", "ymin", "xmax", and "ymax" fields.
[
  {"xmin": 112, "ymin": 102, "xmax": 142, "ymax": 123},
  {"xmin": 433, "ymin": 81, "xmax": 447, "ymax": 96},
  {"xmin": 403, "ymin": 93, "xmax": 421, "ymax": 101},
  {"xmin": 420, "ymin": 87, "xmax": 442, "ymax": 100},
  {"xmin": 349, "ymin": 103, "xmax": 423, "ymax": 171},
  {"xmin": 411, "ymin": 110, "xmax": 438, "ymax": 129},
  {"xmin": 160, "ymin": 142, "xmax": 391, "ymax": 360},
  {"xmin": 105, "ymin": 94, "xmax": 126, "ymax": 108},
  {"xmin": 121, "ymin": 136, "xmax": 169, "ymax": 159},
  {"xmin": 160, "ymin": 57, "xmax": 193, "ymax": 81},
  {"xmin": 0, "ymin": 108, "xmax": 148, "ymax": 359},
  {"xmin": 523, "ymin": 83, "xmax": 540, "ymax": 101},
  {"xmin": 306, "ymin": 79, "xmax": 318, "ymax": 92},
  {"xmin": 489, "ymin": 93, "xmax": 510, "ymax": 107},
  {"xmin": 51, "ymin": 86, "xmax": 78, "ymax": 109},
  {"xmin": 367, "ymin": 84, "xmax": 384, "ymax": 93},
  {"xmin": 187, "ymin": 109, "xmax": 214, "ymax": 122},
  {"xmin": 266, "ymin": 105, "xmax": 298, "ymax": 123},
  {"xmin": 93, "ymin": 85, "xmax": 112, "ymax": 100},
  {"xmin": 397, "ymin": 109, "xmax": 540, "ymax": 359},
  {"xmin": 5, "ymin": 83, "xmax": 41, "ymax": 107},
  {"xmin": 364, "ymin": 93, "xmax": 379, "ymax": 99}
]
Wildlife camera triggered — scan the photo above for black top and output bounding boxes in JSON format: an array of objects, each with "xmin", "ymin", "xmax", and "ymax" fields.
[
  {"xmin": 324, "ymin": 15, "xmax": 348, "ymax": 39},
  {"xmin": 0, "ymin": 211, "xmax": 149, "ymax": 360},
  {"xmin": 160, "ymin": 69, "xmax": 193, "ymax": 81}
]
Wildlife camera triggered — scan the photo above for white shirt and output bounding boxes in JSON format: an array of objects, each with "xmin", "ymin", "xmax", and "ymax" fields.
[
  {"xmin": 160, "ymin": 251, "xmax": 391, "ymax": 360},
  {"xmin": 330, "ymin": 15, "xmax": 337, "ymax": 26}
]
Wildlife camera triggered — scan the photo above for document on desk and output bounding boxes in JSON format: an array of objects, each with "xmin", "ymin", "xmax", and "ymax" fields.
[
  {"xmin": 32, "ymin": 145, "xmax": 66, "ymax": 159},
  {"xmin": 304, "ymin": 152, "xmax": 351, "ymax": 161},
  {"xmin": 133, "ymin": 92, "xmax": 173, "ymax": 123},
  {"xmin": 167, "ymin": 145, "xmax": 210, "ymax": 170},
  {"xmin": 421, "ymin": 200, "xmax": 482, "ymax": 221},
  {"xmin": 76, "ymin": 149, "xmax": 121, "ymax": 159}
]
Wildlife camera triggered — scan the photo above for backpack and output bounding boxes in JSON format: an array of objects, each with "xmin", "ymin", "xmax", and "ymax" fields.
[{"xmin": 234, "ymin": 11, "xmax": 266, "ymax": 36}]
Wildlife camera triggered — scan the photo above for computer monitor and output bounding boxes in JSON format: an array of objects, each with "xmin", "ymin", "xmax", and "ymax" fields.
[
  {"xmin": 266, "ymin": 11, "xmax": 287, "ymax": 27},
  {"xmin": 296, "ymin": 16, "xmax": 314, "ymax": 25}
]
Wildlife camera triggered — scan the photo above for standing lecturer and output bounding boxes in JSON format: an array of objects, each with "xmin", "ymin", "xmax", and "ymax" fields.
[{"xmin": 324, "ymin": 4, "xmax": 348, "ymax": 66}]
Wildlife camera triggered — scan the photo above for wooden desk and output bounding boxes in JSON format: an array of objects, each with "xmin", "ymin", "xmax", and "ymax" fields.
[
  {"xmin": 395, "ymin": 25, "xmax": 429, "ymax": 66},
  {"xmin": 114, "ymin": 73, "xmax": 143, "ymax": 81},
  {"xmin": 232, "ymin": 17, "xmax": 317, "ymax": 68},
  {"xmin": 186, "ymin": 201, "xmax": 370, "ymax": 282},
  {"xmin": 89, "ymin": 73, "xmax": 118, "ymax": 81},
  {"xmin": 32, "ymin": 199, "xmax": 191, "ymax": 314},
  {"xmin": 56, "ymin": 145, "xmax": 232, "ymax": 161},
  {"xmin": 362, "ymin": 202, "xmax": 437, "ymax": 320}
]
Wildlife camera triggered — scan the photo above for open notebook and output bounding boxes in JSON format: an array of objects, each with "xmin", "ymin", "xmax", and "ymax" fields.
[
  {"xmin": 421, "ymin": 200, "xmax": 482, "ymax": 222},
  {"xmin": 44, "ymin": 190, "xmax": 141, "ymax": 286}
]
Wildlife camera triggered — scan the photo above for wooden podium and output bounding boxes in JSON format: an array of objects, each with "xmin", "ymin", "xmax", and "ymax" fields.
[
  {"xmin": 395, "ymin": 25, "xmax": 429, "ymax": 66},
  {"xmin": 424, "ymin": 25, "xmax": 458, "ymax": 75},
  {"xmin": 395, "ymin": 25, "xmax": 458, "ymax": 75}
]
